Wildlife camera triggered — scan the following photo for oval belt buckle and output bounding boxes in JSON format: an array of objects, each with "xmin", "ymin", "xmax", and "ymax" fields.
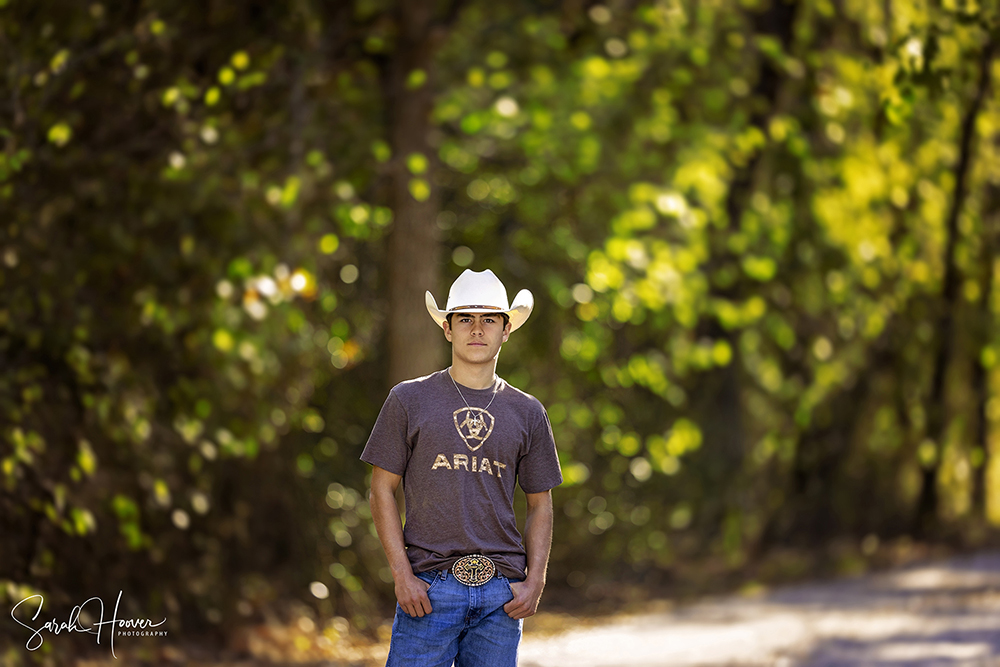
[{"xmin": 451, "ymin": 554, "xmax": 496, "ymax": 587}]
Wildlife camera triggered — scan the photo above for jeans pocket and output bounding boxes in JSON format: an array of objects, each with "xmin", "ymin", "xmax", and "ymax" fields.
[
  {"xmin": 417, "ymin": 570, "xmax": 441, "ymax": 595},
  {"xmin": 499, "ymin": 574, "xmax": 515, "ymax": 599}
]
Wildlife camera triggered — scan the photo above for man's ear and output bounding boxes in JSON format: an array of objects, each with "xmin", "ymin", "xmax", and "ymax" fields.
[
  {"xmin": 442, "ymin": 321, "xmax": 453, "ymax": 342},
  {"xmin": 502, "ymin": 322, "xmax": 511, "ymax": 343}
]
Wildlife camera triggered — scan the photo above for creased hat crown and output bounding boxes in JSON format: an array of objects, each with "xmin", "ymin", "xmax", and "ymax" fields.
[{"xmin": 425, "ymin": 269, "xmax": 533, "ymax": 332}]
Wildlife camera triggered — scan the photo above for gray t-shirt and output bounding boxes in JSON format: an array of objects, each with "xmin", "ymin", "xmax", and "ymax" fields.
[{"xmin": 361, "ymin": 369, "xmax": 562, "ymax": 579}]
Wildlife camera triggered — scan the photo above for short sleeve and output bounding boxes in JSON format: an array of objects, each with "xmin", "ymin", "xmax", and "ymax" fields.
[
  {"xmin": 360, "ymin": 391, "xmax": 410, "ymax": 475},
  {"xmin": 516, "ymin": 405, "xmax": 562, "ymax": 493}
]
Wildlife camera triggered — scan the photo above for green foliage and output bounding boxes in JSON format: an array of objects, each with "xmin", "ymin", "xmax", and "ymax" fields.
[{"xmin": 434, "ymin": 0, "xmax": 1000, "ymax": 578}]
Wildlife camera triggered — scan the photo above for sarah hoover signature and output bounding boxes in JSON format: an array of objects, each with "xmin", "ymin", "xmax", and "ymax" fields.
[{"xmin": 11, "ymin": 590, "xmax": 167, "ymax": 659}]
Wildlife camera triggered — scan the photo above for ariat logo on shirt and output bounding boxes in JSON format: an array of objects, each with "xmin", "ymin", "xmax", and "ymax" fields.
[
  {"xmin": 453, "ymin": 408, "xmax": 494, "ymax": 452},
  {"xmin": 431, "ymin": 453, "xmax": 507, "ymax": 477}
]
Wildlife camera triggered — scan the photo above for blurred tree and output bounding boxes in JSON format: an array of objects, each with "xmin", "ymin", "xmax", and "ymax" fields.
[
  {"xmin": 915, "ymin": 29, "xmax": 996, "ymax": 536},
  {"xmin": 374, "ymin": 0, "xmax": 463, "ymax": 385}
]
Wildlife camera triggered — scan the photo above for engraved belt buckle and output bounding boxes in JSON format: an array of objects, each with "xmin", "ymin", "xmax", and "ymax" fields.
[{"xmin": 451, "ymin": 554, "xmax": 496, "ymax": 587}]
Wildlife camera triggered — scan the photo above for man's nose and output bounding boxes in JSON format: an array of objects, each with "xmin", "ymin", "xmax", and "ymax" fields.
[{"xmin": 470, "ymin": 319, "xmax": 484, "ymax": 335}]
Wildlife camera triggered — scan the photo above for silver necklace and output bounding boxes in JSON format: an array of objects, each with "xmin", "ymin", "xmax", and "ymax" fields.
[{"xmin": 450, "ymin": 370, "xmax": 499, "ymax": 430}]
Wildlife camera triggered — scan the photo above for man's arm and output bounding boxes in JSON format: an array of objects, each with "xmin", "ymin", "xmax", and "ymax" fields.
[
  {"xmin": 503, "ymin": 490, "xmax": 554, "ymax": 619},
  {"xmin": 369, "ymin": 466, "xmax": 433, "ymax": 617}
]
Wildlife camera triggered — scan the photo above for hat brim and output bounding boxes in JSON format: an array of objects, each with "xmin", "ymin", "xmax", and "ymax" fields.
[{"xmin": 425, "ymin": 289, "xmax": 533, "ymax": 332}]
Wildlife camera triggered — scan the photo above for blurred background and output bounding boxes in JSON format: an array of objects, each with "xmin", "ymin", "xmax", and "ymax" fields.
[{"xmin": 2, "ymin": 0, "xmax": 1000, "ymax": 663}]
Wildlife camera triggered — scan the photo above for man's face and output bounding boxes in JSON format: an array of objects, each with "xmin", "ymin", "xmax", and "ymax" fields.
[{"xmin": 443, "ymin": 312, "xmax": 511, "ymax": 365}]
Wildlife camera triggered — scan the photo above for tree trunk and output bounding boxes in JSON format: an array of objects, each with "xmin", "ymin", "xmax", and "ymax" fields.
[
  {"xmin": 971, "ymin": 182, "xmax": 1000, "ymax": 517},
  {"xmin": 914, "ymin": 38, "xmax": 996, "ymax": 535},
  {"xmin": 383, "ymin": 0, "xmax": 449, "ymax": 386},
  {"xmin": 696, "ymin": 0, "xmax": 798, "ymax": 549}
]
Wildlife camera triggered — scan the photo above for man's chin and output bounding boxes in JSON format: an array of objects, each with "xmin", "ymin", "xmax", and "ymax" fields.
[{"xmin": 456, "ymin": 351, "xmax": 499, "ymax": 365}]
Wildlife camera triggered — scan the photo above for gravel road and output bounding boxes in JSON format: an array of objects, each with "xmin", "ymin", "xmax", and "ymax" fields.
[{"xmin": 518, "ymin": 551, "xmax": 1000, "ymax": 667}]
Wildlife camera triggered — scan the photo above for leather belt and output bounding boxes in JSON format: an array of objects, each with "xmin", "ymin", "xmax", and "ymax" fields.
[{"xmin": 450, "ymin": 554, "xmax": 496, "ymax": 587}]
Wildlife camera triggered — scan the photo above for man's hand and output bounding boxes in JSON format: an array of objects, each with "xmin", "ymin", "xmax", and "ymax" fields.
[
  {"xmin": 503, "ymin": 579, "xmax": 544, "ymax": 620},
  {"xmin": 395, "ymin": 572, "xmax": 433, "ymax": 618}
]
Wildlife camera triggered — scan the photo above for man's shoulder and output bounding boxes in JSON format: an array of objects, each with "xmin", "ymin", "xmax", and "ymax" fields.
[
  {"xmin": 498, "ymin": 378, "xmax": 546, "ymax": 411},
  {"xmin": 389, "ymin": 369, "xmax": 448, "ymax": 402}
]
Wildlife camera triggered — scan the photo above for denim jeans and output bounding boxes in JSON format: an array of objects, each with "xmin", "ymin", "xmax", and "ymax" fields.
[{"xmin": 386, "ymin": 569, "xmax": 523, "ymax": 667}]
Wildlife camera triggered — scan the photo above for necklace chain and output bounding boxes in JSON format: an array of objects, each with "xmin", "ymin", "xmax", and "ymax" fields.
[{"xmin": 450, "ymin": 370, "xmax": 499, "ymax": 424}]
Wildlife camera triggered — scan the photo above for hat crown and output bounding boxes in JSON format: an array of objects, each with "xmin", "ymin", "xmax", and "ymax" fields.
[
  {"xmin": 425, "ymin": 268, "xmax": 533, "ymax": 332},
  {"xmin": 445, "ymin": 269, "xmax": 509, "ymax": 312}
]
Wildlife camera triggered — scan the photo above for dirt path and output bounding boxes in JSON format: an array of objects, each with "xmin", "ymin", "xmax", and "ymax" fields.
[{"xmin": 518, "ymin": 551, "xmax": 1000, "ymax": 666}]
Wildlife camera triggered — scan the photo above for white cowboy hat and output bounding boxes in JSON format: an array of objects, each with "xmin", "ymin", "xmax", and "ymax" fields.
[{"xmin": 425, "ymin": 269, "xmax": 533, "ymax": 332}]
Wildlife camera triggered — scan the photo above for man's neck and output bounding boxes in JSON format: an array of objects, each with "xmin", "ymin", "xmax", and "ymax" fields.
[{"xmin": 448, "ymin": 361, "xmax": 497, "ymax": 390}]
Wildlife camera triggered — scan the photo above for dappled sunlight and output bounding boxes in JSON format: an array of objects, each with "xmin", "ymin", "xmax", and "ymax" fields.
[{"xmin": 520, "ymin": 552, "xmax": 1000, "ymax": 666}]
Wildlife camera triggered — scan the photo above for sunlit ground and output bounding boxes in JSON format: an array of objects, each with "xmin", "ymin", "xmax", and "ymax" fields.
[
  {"xmin": 62, "ymin": 549, "xmax": 1000, "ymax": 666},
  {"xmin": 518, "ymin": 551, "xmax": 1000, "ymax": 667}
]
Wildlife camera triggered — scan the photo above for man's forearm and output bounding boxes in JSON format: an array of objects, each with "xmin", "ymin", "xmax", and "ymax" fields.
[
  {"xmin": 370, "ymin": 486, "xmax": 413, "ymax": 579},
  {"xmin": 503, "ymin": 491, "xmax": 553, "ymax": 619},
  {"xmin": 369, "ymin": 469, "xmax": 434, "ymax": 617},
  {"xmin": 523, "ymin": 493, "xmax": 554, "ymax": 585}
]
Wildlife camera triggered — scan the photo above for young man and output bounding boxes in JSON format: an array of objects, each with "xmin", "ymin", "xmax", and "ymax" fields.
[{"xmin": 361, "ymin": 269, "xmax": 562, "ymax": 667}]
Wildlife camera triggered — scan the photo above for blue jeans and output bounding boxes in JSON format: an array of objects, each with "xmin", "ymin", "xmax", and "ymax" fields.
[{"xmin": 386, "ymin": 569, "xmax": 523, "ymax": 667}]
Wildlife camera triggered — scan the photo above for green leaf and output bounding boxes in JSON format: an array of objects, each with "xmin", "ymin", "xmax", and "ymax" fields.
[
  {"xmin": 47, "ymin": 123, "xmax": 72, "ymax": 147},
  {"xmin": 409, "ymin": 178, "xmax": 430, "ymax": 201}
]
